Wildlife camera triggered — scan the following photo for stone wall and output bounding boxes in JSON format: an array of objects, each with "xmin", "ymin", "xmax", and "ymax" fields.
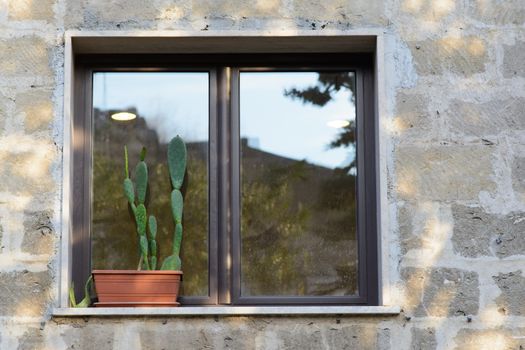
[{"xmin": 0, "ymin": 0, "xmax": 524, "ymax": 349}]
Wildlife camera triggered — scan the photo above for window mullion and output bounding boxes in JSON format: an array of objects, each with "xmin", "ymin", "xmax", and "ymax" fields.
[{"xmin": 218, "ymin": 66, "xmax": 234, "ymax": 304}]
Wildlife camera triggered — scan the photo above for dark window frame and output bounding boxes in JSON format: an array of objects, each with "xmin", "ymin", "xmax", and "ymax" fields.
[{"xmin": 72, "ymin": 53, "xmax": 379, "ymax": 306}]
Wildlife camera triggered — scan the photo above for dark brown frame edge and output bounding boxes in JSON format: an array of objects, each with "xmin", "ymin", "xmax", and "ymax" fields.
[{"xmin": 71, "ymin": 53, "xmax": 379, "ymax": 306}]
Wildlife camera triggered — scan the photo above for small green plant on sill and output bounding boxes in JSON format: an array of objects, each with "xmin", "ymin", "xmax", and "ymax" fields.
[
  {"xmin": 69, "ymin": 276, "xmax": 94, "ymax": 308},
  {"xmin": 123, "ymin": 135, "xmax": 187, "ymax": 271}
]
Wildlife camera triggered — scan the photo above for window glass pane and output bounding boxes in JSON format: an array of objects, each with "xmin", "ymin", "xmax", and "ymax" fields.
[
  {"xmin": 91, "ymin": 72, "xmax": 209, "ymax": 297},
  {"xmin": 240, "ymin": 71, "xmax": 358, "ymax": 296}
]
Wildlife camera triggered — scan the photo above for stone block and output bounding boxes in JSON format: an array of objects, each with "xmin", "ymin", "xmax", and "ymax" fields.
[
  {"xmin": 411, "ymin": 37, "xmax": 488, "ymax": 76},
  {"xmin": 399, "ymin": 0, "xmax": 459, "ymax": 23},
  {"xmin": 394, "ymin": 92, "xmax": 434, "ymax": 140},
  {"xmin": 0, "ymin": 37, "xmax": 52, "ymax": 78},
  {"xmin": 512, "ymin": 156, "xmax": 525, "ymax": 202},
  {"xmin": 291, "ymin": 0, "xmax": 386, "ymax": 24},
  {"xmin": 140, "ymin": 326, "xmax": 255, "ymax": 349},
  {"xmin": 493, "ymin": 270, "xmax": 525, "ymax": 316},
  {"xmin": 17, "ymin": 327, "xmax": 44, "ymax": 350},
  {"xmin": 65, "ymin": 0, "xmax": 191, "ymax": 28},
  {"xmin": 192, "ymin": 0, "xmax": 282, "ymax": 19},
  {"xmin": 401, "ymin": 267, "xmax": 479, "ymax": 317},
  {"xmin": 503, "ymin": 41, "xmax": 525, "ymax": 78},
  {"xmin": 21, "ymin": 210, "xmax": 53, "ymax": 255},
  {"xmin": 0, "ymin": 141, "xmax": 56, "ymax": 195},
  {"xmin": 8, "ymin": 0, "xmax": 55, "ymax": 22},
  {"xmin": 398, "ymin": 203, "xmax": 420, "ymax": 255},
  {"xmin": 398, "ymin": 202, "xmax": 447, "ymax": 255},
  {"xmin": 0, "ymin": 271, "xmax": 52, "ymax": 316},
  {"xmin": 445, "ymin": 98, "xmax": 525, "ymax": 137},
  {"xmin": 411, "ymin": 327, "xmax": 437, "ymax": 350},
  {"xmin": 395, "ymin": 145, "xmax": 496, "ymax": 201},
  {"xmin": 454, "ymin": 328, "xmax": 525, "ymax": 350},
  {"xmin": 323, "ymin": 325, "xmax": 383, "ymax": 350},
  {"xmin": 0, "ymin": 93, "xmax": 12, "ymax": 133},
  {"xmin": 452, "ymin": 205, "xmax": 525, "ymax": 258},
  {"xmin": 467, "ymin": 0, "xmax": 525, "ymax": 26},
  {"xmin": 60, "ymin": 323, "xmax": 114, "ymax": 350},
  {"xmin": 15, "ymin": 89, "xmax": 54, "ymax": 134}
]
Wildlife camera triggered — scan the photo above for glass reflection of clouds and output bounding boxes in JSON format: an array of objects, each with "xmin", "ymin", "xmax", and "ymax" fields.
[
  {"xmin": 92, "ymin": 72, "xmax": 209, "ymax": 144},
  {"xmin": 240, "ymin": 72, "xmax": 356, "ymax": 170}
]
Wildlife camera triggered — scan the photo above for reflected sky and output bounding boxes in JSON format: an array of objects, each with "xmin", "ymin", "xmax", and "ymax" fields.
[
  {"xmin": 92, "ymin": 72, "xmax": 209, "ymax": 143},
  {"xmin": 93, "ymin": 71, "xmax": 356, "ymax": 169},
  {"xmin": 240, "ymin": 72, "xmax": 355, "ymax": 169}
]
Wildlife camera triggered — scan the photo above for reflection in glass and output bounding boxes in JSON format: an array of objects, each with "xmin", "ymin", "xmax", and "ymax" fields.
[
  {"xmin": 240, "ymin": 71, "xmax": 358, "ymax": 296},
  {"xmin": 91, "ymin": 72, "xmax": 209, "ymax": 296}
]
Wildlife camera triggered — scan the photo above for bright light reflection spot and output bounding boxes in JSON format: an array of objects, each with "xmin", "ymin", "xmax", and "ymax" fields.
[
  {"xmin": 326, "ymin": 119, "xmax": 350, "ymax": 129},
  {"xmin": 111, "ymin": 112, "xmax": 137, "ymax": 121}
]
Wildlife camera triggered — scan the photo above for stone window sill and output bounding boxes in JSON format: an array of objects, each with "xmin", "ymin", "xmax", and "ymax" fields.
[{"xmin": 52, "ymin": 305, "xmax": 401, "ymax": 317}]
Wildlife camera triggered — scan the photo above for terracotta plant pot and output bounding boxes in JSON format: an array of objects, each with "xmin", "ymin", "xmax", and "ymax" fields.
[{"xmin": 92, "ymin": 270, "xmax": 183, "ymax": 307}]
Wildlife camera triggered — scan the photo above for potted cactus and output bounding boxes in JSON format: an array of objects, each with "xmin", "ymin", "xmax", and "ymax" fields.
[{"xmin": 92, "ymin": 136, "xmax": 187, "ymax": 307}]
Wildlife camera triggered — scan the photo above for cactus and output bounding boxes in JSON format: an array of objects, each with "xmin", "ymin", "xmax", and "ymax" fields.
[
  {"xmin": 123, "ymin": 136, "xmax": 186, "ymax": 272},
  {"xmin": 148, "ymin": 215, "xmax": 158, "ymax": 270},
  {"xmin": 161, "ymin": 136, "xmax": 187, "ymax": 271},
  {"xmin": 123, "ymin": 146, "xmax": 156, "ymax": 270}
]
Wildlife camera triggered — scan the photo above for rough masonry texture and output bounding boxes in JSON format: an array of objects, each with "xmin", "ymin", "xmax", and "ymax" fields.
[{"xmin": 0, "ymin": 0, "xmax": 524, "ymax": 349}]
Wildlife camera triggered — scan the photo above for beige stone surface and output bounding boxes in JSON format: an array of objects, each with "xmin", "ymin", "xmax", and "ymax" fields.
[
  {"xmin": 467, "ymin": 0, "xmax": 525, "ymax": 26},
  {"xmin": 0, "ymin": 271, "xmax": 52, "ymax": 317},
  {"xmin": 453, "ymin": 328, "xmax": 525, "ymax": 350},
  {"xmin": 493, "ymin": 271, "xmax": 525, "ymax": 316},
  {"xmin": 395, "ymin": 145, "xmax": 496, "ymax": 201},
  {"xmin": 445, "ymin": 98, "xmax": 525, "ymax": 137},
  {"xmin": 393, "ymin": 92, "xmax": 435, "ymax": 140},
  {"xmin": 411, "ymin": 36, "xmax": 488, "ymax": 76},
  {"xmin": 0, "ymin": 140, "xmax": 56, "ymax": 195},
  {"xmin": 0, "ymin": 37, "xmax": 52, "ymax": 78},
  {"xmin": 503, "ymin": 41, "xmax": 525, "ymax": 78},
  {"xmin": 15, "ymin": 89, "xmax": 54, "ymax": 134},
  {"xmin": 452, "ymin": 205, "xmax": 525, "ymax": 258},
  {"xmin": 290, "ymin": 0, "xmax": 386, "ymax": 24},
  {"xmin": 401, "ymin": 267, "xmax": 479, "ymax": 317},
  {"xmin": 21, "ymin": 210, "xmax": 54, "ymax": 255},
  {"xmin": 8, "ymin": 0, "xmax": 55, "ymax": 22}
]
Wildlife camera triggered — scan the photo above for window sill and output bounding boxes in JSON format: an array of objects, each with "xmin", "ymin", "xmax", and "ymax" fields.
[{"xmin": 52, "ymin": 305, "xmax": 401, "ymax": 317}]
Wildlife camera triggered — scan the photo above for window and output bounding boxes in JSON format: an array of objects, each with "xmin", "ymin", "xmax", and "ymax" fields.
[{"xmin": 72, "ymin": 54, "xmax": 378, "ymax": 305}]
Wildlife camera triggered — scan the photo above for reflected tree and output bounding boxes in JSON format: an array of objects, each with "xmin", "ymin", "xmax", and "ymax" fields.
[{"xmin": 285, "ymin": 72, "xmax": 356, "ymax": 173}]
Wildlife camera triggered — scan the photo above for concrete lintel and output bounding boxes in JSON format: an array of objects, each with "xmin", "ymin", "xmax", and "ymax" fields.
[
  {"xmin": 67, "ymin": 29, "xmax": 380, "ymax": 54},
  {"xmin": 53, "ymin": 305, "xmax": 401, "ymax": 317}
]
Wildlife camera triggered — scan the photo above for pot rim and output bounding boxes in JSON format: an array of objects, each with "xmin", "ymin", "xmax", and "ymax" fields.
[{"xmin": 92, "ymin": 270, "xmax": 183, "ymax": 275}]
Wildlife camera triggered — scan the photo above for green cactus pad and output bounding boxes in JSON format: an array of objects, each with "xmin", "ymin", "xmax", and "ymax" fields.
[
  {"xmin": 160, "ymin": 254, "xmax": 182, "ymax": 271},
  {"xmin": 139, "ymin": 236, "xmax": 150, "ymax": 270},
  {"xmin": 135, "ymin": 161, "xmax": 148, "ymax": 205},
  {"xmin": 140, "ymin": 146, "xmax": 147, "ymax": 162},
  {"xmin": 149, "ymin": 239, "xmax": 157, "ymax": 257},
  {"xmin": 150, "ymin": 256, "xmax": 157, "ymax": 271},
  {"xmin": 135, "ymin": 204, "xmax": 147, "ymax": 236},
  {"xmin": 123, "ymin": 178, "xmax": 135, "ymax": 204},
  {"xmin": 167, "ymin": 136, "xmax": 187, "ymax": 190},
  {"xmin": 171, "ymin": 190, "xmax": 183, "ymax": 224},
  {"xmin": 148, "ymin": 215, "xmax": 157, "ymax": 239},
  {"xmin": 173, "ymin": 222, "xmax": 183, "ymax": 256}
]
